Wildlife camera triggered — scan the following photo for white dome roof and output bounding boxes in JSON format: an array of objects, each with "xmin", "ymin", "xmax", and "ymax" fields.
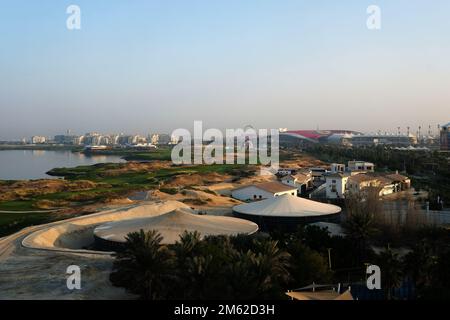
[
  {"xmin": 233, "ymin": 194, "xmax": 341, "ymax": 218},
  {"xmin": 94, "ymin": 208, "xmax": 259, "ymax": 244}
]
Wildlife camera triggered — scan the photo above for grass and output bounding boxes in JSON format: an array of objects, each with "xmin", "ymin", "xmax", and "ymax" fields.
[
  {"xmin": 0, "ymin": 161, "xmax": 256, "ymax": 235},
  {"xmin": 0, "ymin": 211, "xmax": 55, "ymax": 237},
  {"xmin": 79, "ymin": 146, "xmax": 174, "ymax": 161},
  {"xmin": 0, "ymin": 200, "xmax": 36, "ymax": 211}
]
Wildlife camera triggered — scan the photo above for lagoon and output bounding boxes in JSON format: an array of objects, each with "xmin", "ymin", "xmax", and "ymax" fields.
[{"xmin": 0, "ymin": 150, "xmax": 125, "ymax": 180}]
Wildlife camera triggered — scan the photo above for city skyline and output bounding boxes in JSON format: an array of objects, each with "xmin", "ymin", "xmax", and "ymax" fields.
[{"xmin": 1, "ymin": 0, "xmax": 450, "ymax": 140}]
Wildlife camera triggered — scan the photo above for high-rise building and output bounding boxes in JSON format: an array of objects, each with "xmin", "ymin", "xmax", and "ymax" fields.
[
  {"xmin": 149, "ymin": 134, "xmax": 159, "ymax": 145},
  {"xmin": 440, "ymin": 123, "xmax": 450, "ymax": 150},
  {"xmin": 31, "ymin": 136, "xmax": 46, "ymax": 144}
]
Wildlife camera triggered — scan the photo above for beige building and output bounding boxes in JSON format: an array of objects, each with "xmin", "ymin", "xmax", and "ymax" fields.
[
  {"xmin": 280, "ymin": 172, "xmax": 313, "ymax": 195},
  {"xmin": 231, "ymin": 182, "xmax": 297, "ymax": 202}
]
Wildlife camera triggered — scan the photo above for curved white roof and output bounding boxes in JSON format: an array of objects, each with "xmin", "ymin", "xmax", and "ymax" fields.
[
  {"xmin": 94, "ymin": 209, "xmax": 259, "ymax": 244},
  {"xmin": 233, "ymin": 194, "xmax": 341, "ymax": 218}
]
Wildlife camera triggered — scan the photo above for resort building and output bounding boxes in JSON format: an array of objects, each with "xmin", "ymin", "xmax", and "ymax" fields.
[
  {"xmin": 324, "ymin": 172, "xmax": 351, "ymax": 199},
  {"xmin": 277, "ymin": 167, "xmax": 299, "ymax": 176},
  {"xmin": 324, "ymin": 171, "xmax": 411, "ymax": 199},
  {"xmin": 347, "ymin": 161, "xmax": 375, "ymax": 173},
  {"xmin": 310, "ymin": 167, "xmax": 329, "ymax": 186},
  {"xmin": 232, "ymin": 194, "xmax": 342, "ymax": 231},
  {"xmin": 231, "ymin": 182, "xmax": 297, "ymax": 202},
  {"xmin": 280, "ymin": 171, "xmax": 313, "ymax": 195}
]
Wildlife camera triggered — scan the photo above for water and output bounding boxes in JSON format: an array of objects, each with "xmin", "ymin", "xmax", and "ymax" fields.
[{"xmin": 0, "ymin": 150, "xmax": 125, "ymax": 180}]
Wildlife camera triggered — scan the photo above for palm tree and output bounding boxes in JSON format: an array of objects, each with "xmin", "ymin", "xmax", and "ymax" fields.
[
  {"xmin": 171, "ymin": 231, "xmax": 209, "ymax": 299},
  {"xmin": 404, "ymin": 240, "xmax": 438, "ymax": 298},
  {"xmin": 110, "ymin": 229, "xmax": 175, "ymax": 300},
  {"xmin": 376, "ymin": 247, "xmax": 403, "ymax": 300},
  {"xmin": 344, "ymin": 189, "xmax": 379, "ymax": 262},
  {"xmin": 254, "ymin": 239, "xmax": 291, "ymax": 287}
]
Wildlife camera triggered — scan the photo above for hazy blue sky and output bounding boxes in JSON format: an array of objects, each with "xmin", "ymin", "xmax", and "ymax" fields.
[{"xmin": 1, "ymin": 0, "xmax": 449, "ymax": 139}]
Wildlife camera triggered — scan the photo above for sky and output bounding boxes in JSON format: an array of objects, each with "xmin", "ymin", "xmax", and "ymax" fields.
[{"xmin": 1, "ymin": 0, "xmax": 449, "ymax": 140}]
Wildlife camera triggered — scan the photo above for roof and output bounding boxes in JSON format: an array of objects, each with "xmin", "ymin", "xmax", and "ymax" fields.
[
  {"xmin": 286, "ymin": 289, "xmax": 353, "ymax": 301},
  {"xmin": 442, "ymin": 122, "xmax": 450, "ymax": 128},
  {"xmin": 376, "ymin": 176, "xmax": 396, "ymax": 185},
  {"xmin": 324, "ymin": 172, "xmax": 350, "ymax": 178},
  {"xmin": 94, "ymin": 209, "xmax": 259, "ymax": 244},
  {"xmin": 293, "ymin": 172, "xmax": 311, "ymax": 182},
  {"xmin": 347, "ymin": 174, "xmax": 379, "ymax": 184},
  {"xmin": 256, "ymin": 182, "xmax": 297, "ymax": 193},
  {"xmin": 283, "ymin": 130, "xmax": 362, "ymax": 142},
  {"xmin": 281, "ymin": 173, "xmax": 311, "ymax": 183},
  {"xmin": 233, "ymin": 194, "xmax": 342, "ymax": 218},
  {"xmin": 233, "ymin": 181, "xmax": 297, "ymax": 194},
  {"xmin": 348, "ymin": 173, "xmax": 403, "ymax": 186},
  {"xmin": 385, "ymin": 173, "xmax": 409, "ymax": 182}
]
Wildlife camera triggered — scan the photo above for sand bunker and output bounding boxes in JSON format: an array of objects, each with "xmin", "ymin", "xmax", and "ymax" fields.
[{"xmin": 22, "ymin": 200, "xmax": 192, "ymax": 254}]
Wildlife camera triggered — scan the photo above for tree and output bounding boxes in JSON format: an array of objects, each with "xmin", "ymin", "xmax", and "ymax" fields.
[
  {"xmin": 376, "ymin": 247, "xmax": 403, "ymax": 300},
  {"xmin": 404, "ymin": 240, "xmax": 437, "ymax": 297},
  {"xmin": 287, "ymin": 241, "xmax": 332, "ymax": 288},
  {"xmin": 109, "ymin": 229, "xmax": 175, "ymax": 300},
  {"xmin": 344, "ymin": 189, "xmax": 380, "ymax": 262}
]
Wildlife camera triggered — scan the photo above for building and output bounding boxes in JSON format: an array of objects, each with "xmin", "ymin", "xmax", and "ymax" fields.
[
  {"xmin": 149, "ymin": 134, "xmax": 160, "ymax": 145},
  {"xmin": 53, "ymin": 135, "xmax": 81, "ymax": 145},
  {"xmin": 231, "ymin": 182, "xmax": 297, "ymax": 202},
  {"xmin": 347, "ymin": 161, "xmax": 375, "ymax": 173},
  {"xmin": 346, "ymin": 174, "xmax": 396, "ymax": 196},
  {"xmin": 280, "ymin": 130, "xmax": 361, "ymax": 144},
  {"xmin": 31, "ymin": 136, "xmax": 46, "ymax": 144},
  {"xmin": 351, "ymin": 134, "xmax": 417, "ymax": 147},
  {"xmin": 324, "ymin": 172, "xmax": 351, "ymax": 199},
  {"xmin": 325, "ymin": 171, "xmax": 411, "ymax": 199},
  {"xmin": 330, "ymin": 163, "xmax": 345, "ymax": 173},
  {"xmin": 310, "ymin": 167, "xmax": 329, "ymax": 186},
  {"xmin": 441, "ymin": 123, "xmax": 450, "ymax": 151},
  {"xmin": 277, "ymin": 167, "xmax": 299, "ymax": 176},
  {"xmin": 280, "ymin": 171, "xmax": 313, "ymax": 195},
  {"xmin": 232, "ymin": 194, "xmax": 342, "ymax": 231}
]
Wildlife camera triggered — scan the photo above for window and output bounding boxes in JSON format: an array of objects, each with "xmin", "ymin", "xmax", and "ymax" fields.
[
  {"xmin": 259, "ymin": 195, "xmax": 262, "ymax": 199},
  {"xmin": 253, "ymin": 195, "xmax": 257, "ymax": 199}
]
